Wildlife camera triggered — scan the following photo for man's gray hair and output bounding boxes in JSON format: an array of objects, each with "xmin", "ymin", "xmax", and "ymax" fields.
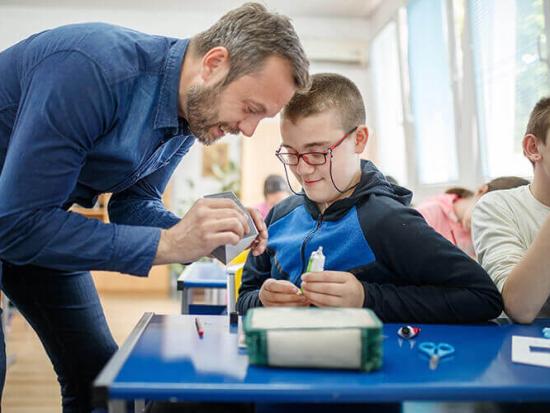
[{"xmin": 192, "ymin": 2, "xmax": 310, "ymax": 91}]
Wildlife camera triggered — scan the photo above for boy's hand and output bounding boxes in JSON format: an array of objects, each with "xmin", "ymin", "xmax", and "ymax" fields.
[
  {"xmin": 259, "ymin": 279, "xmax": 309, "ymax": 307},
  {"xmin": 247, "ymin": 207, "xmax": 268, "ymax": 256},
  {"xmin": 301, "ymin": 271, "xmax": 365, "ymax": 308}
]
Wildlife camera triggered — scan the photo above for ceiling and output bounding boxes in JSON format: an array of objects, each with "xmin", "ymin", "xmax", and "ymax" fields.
[{"xmin": 1, "ymin": 0, "xmax": 383, "ymax": 19}]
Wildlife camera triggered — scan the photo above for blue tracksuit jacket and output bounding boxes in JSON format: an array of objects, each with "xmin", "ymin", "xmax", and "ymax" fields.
[{"xmin": 237, "ymin": 161, "xmax": 503, "ymax": 323}]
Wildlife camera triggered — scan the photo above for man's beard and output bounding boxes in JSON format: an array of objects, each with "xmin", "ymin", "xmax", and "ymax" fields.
[{"xmin": 184, "ymin": 82, "xmax": 239, "ymax": 145}]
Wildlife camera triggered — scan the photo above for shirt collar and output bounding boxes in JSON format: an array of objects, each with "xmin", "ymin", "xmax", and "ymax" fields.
[{"xmin": 154, "ymin": 38, "xmax": 190, "ymax": 132}]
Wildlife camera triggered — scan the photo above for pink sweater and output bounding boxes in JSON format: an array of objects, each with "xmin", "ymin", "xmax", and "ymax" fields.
[
  {"xmin": 254, "ymin": 201, "xmax": 271, "ymax": 220},
  {"xmin": 416, "ymin": 194, "xmax": 475, "ymax": 258}
]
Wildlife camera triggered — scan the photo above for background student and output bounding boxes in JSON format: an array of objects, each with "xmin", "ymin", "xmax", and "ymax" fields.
[
  {"xmin": 473, "ymin": 97, "xmax": 550, "ymax": 323},
  {"xmin": 417, "ymin": 177, "xmax": 529, "ymax": 257},
  {"xmin": 254, "ymin": 174, "xmax": 291, "ymax": 219},
  {"xmin": 237, "ymin": 73, "xmax": 502, "ymax": 323}
]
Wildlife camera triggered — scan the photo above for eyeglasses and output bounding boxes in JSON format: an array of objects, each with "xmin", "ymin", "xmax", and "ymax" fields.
[{"xmin": 275, "ymin": 126, "xmax": 358, "ymax": 166}]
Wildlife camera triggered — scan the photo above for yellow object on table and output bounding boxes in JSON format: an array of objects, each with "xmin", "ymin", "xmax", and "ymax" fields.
[{"xmin": 229, "ymin": 249, "xmax": 249, "ymax": 300}]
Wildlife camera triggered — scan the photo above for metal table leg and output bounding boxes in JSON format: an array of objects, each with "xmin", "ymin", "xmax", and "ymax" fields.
[
  {"xmin": 181, "ymin": 288, "xmax": 191, "ymax": 314},
  {"xmin": 135, "ymin": 399, "xmax": 145, "ymax": 412},
  {"xmin": 108, "ymin": 399, "xmax": 126, "ymax": 413}
]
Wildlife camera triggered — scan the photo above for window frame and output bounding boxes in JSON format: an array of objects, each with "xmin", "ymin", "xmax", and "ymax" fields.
[{"xmin": 368, "ymin": 0, "xmax": 550, "ymax": 202}]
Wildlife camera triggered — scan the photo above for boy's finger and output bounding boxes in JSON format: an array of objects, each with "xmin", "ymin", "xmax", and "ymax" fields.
[
  {"xmin": 301, "ymin": 271, "xmax": 347, "ymax": 283},
  {"xmin": 302, "ymin": 290, "xmax": 340, "ymax": 307},
  {"xmin": 301, "ymin": 281, "xmax": 343, "ymax": 297},
  {"xmin": 266, "ymin": 280, "xmax": 300, "ymax": 294},
  {"xmin": 269, "ymin": 292, "xmax": 308, "ymax": 304}
]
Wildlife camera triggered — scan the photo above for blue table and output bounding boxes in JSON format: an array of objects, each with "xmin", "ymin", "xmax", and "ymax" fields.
[
  {"xmin": 177, "ymin": 262, "xmax": 227, "ymax": 314},
  {"xmin": 94, "ymin": 314, "xmax": 550, "ymax": 412}
]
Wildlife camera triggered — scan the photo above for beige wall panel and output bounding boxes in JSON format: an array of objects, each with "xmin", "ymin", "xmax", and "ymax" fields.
[{"xmin": 240, "ymin": 120, "xmax": 300, "ymax": 206}]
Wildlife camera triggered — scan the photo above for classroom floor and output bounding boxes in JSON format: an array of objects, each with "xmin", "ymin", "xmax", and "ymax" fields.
[{"xmin": 3, "ymin": 292, "xmax": 180, "ymax": 413}]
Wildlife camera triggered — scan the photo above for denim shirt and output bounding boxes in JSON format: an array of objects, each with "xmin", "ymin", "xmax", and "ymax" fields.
[{"xmin": 0, "ymin": 23, "xmax": 196, "ymax": 276}]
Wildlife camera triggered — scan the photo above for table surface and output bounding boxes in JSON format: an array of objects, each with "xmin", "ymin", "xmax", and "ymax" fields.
[
  {"xmin": 94, "ymin": 314, "xmax": 550, "ymax": 403},
  {"xmin": 177, "ymin": 262, "xmax": 227, "ymax": 290}
]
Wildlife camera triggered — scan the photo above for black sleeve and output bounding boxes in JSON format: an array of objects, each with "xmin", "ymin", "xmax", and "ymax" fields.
[
  {"xmin": 236, "ymin": 209, "xmax": 275, "ymax": 315},
  {"xmin": 236, "ymin": 250, "xmax": 270, "ymax": 315},
  {"xmin": 359, "ymin": 197, "xmax": 503, "ymax": 323}
]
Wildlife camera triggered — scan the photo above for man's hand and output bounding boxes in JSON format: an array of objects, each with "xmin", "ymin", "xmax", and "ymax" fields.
[
  {"xmin": 247, "ymin": 207, "xmax": 268, "ymax": 256},
  {"xmin": 301, "ymin": 271, "xmax": 365, "ymax": 308},
  {"xmin": 154, "ymin": 198, "xmax": 251, "ymax": 264},
  {"xmin": 259, "ymin": 279, "xmax": 309, "ymax": 307}
]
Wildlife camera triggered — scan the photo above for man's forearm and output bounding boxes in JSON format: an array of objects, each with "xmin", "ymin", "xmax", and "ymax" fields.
[
  {"xmin": 153, "ymin": 229, "xmax": 174, "ymax": 265},
  {"xmin": 153, "ymin": 229, "xmax": 197, "ymax": 266}
]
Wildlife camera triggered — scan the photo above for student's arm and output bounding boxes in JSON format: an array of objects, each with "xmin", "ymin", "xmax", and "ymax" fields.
[
  {"xmin": 358, "ymin": 199, "xmax": 503, "ymax": 323},
  {"xmin": 237, "ymin": 249, "xmax": 271, "ymax": 314},
  {"xmin": 237, "ymin": 210, "xmax": 306, "ymax": 314},
  {"xmin": 472, "ymin": 197, "xmax": 550, "ymax": 323},
  {"xmin": 237, "ymin": 251, "xmax": 307, "ymax": 314}
]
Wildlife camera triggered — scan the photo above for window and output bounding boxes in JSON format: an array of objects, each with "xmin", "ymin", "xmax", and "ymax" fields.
[
  {"xmin": 370, "ymin": 22, "xmax": 408, "ymax": 185},
  {"xmin": 369, "ymin": 0, "xmax": 549, "ymax": 197},
  {"xmin": 407, "ymin": 0, "xmax": 459, "ymax": 185},
  {"xmin": 470, "ymin": 0, "xmax": 550, "ymax": 178}
]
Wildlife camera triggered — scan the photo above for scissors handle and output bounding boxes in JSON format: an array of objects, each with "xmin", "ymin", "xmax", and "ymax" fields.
[
  {"xmin": 418, "ymin": 341, "xmax": 455, "ymax": 368},
  {"xmin": 435, "ymin": 343, "xmax": 455, "ymax": 358},
  {"xmin": 418, "ymin": 341, "xmax": 437, "ymax": 355}
]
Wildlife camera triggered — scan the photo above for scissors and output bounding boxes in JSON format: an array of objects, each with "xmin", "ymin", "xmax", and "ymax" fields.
[{"xmin": 418, "ymin": 342, "xmax": 455, "ymax": 370}]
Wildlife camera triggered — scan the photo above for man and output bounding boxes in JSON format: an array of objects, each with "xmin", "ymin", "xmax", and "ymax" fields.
[
  {"xmin": 473, "ymin": 97, "xmax": 550, "ymax": 324},
  {"xmin": 0, "ymin": 3, "xmax": 309, "ymax": 411}
]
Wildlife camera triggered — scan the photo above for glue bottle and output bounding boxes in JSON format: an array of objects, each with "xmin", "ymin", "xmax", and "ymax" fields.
[
  {"xmin": 298, "ymin": 247, "xmax": 325, "ymax": 296},
  {"xmin": 306, "ymin": 246, "xmax": 325, "ymax": 272}
]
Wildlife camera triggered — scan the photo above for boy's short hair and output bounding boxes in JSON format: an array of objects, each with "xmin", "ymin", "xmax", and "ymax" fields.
[
  {"xmin": 486, "ymin": 176, "xmax": 529, "ymax": 192},
  {"xmin": 445, "ymin": 177, "xmax": 529, "ymax": 199},
  {"xmin": 525, "ymin": 97, "xmax": 550, "ymax": 143},
  {"xmin": 282, "ymin": 73, "xmax": 365, "ymax": 131},
  {"xmin": 445, "ymin": 187, "xmax": 474, "ymax": 199}
]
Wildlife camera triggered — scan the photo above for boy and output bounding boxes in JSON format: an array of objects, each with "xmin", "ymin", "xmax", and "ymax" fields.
[
  {"xmin": 416, "ymin": 176, "xmax": 528, "ymax": 257},
  {"xmin": 472, "ymin": 97, "xmax": 550, "ymax": 323},
  {"xmin": 237, "ymin": 73, "xmax": 502, "ymax": 323}
]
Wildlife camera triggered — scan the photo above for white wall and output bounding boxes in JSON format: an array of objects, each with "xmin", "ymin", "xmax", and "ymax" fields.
[{"xmin": 0, "ymin": 1, "xmax": 371, "ymax": 212}]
